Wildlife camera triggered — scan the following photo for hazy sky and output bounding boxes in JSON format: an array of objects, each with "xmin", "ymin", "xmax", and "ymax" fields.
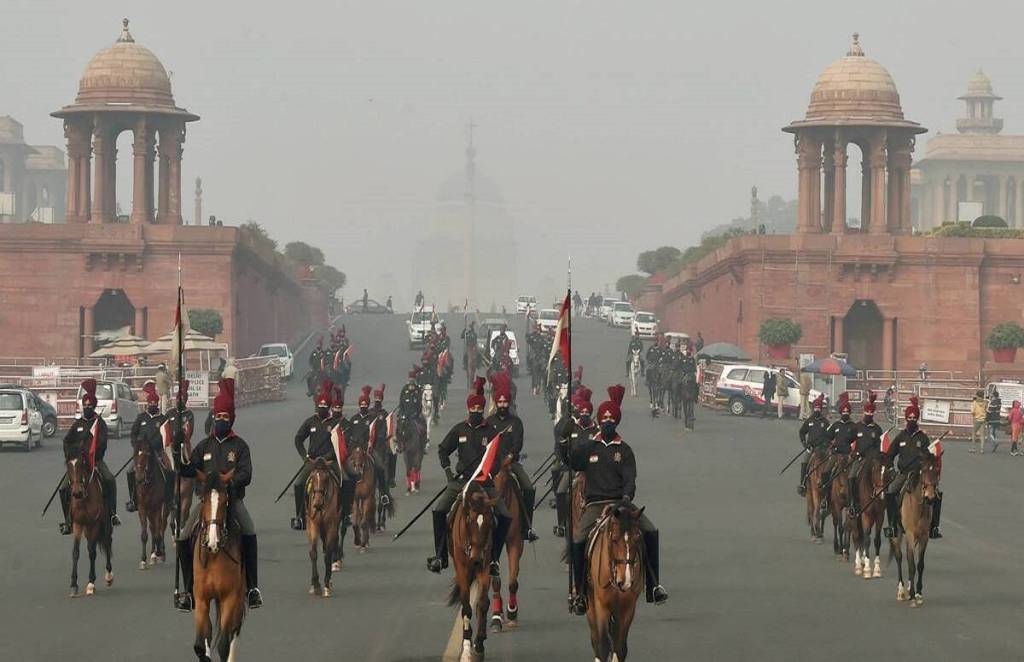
[{"xmin": 4, "ymin": 0, "xmax": 1024, "ymax": 306}]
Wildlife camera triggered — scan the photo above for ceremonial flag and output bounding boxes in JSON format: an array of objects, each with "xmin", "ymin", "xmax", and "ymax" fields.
[
  {"xmin": 86, "ymin": 417, "xmax": 101, "ymax": 472},
  {"xmin": 343, "ymin": 344, "xmax": 354, "ymax": 363},
  {"xmin": 928, "ymin": 437, "xmax": 943, "ymax": 457},
  {"xmin": 463, "ymin": 431, "xmax": 504, "ymax": 493},
  {"xmin": 880, "ymin": 429, "xmax": 893, "ymax": 454},
  {"xmin": 386, "ymin": 410, "xmax": 396, "ymax": 439},
  {"xmin": 330, "ymin": 424, "xmax": 348, "ymax": 464},
  {"xmin": 437, "ymin": 348, "xmax": 450, "ymax": 377},
  {"xmin": 171, "ymin": 286, "xmax": 188, "ymax": 375},
  {"xmin": 546, "ymin": 293, "xmax": 572, "ymax": 380}
]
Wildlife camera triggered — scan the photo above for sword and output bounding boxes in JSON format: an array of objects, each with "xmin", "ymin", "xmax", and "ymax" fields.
[
  {"xmin": 274, "ymin": 461, "xmax": 308, "ymax": 503},
  {"xmin": 392, "ymin": 482, "xmax": 448, "ymax": 542},
  {"xmin": 40, "ymin": 472, "xmax": 66, "ymax": 517}
]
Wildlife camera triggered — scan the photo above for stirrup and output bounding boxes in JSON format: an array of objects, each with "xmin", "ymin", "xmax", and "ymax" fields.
[
  {"xmin": 526, "ymin": 529, "xmax": 539, "ymax": 543},
  {"xmin": 290, "ymin": 517, "xmax": 305, "ymax": 530},
  {"xmin": 110, "ymin": 514, "xmax": 122, "ymax": 527},
  {"xmin": 651, "ymin": 585, "xmax": 669, "ymax": 605},
  {"xmin": 553, "ymin": 525, "xmax": 566, "ymax": 538},
  {"xmin": 569, "ymin": 593, "xmax": 587, "ymax": 616},
  {"xmin": 380, "ymin": 494, "xmax": 391, "ymax": 507},
  {"xmin": 247, "ymin": 588, "xmax": 263, "ymax": 609},
  {"xmin": 125, "ymin": 500, "xmax": 138, "ymax": 513},
  {"xmin": 929, "ymin": 527, "xmax": 943, "ymax": 540},
  {"xmin": 58, "ymin": 522, "xmax": 71, "ymax": 535},
  {"xmin": 174, "ymin": 592, "xmax": 194, "ymax": 612},
  {"xmin": 489, "ymin": 561, "xmax": 501, "ymax": 577},
  {"xmin": 427, "ymin": 556, "xmax": 447, "ymax": 573}
]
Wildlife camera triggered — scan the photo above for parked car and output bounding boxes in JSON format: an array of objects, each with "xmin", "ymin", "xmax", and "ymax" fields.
[
  {"xmin": 631, "ymin": 311, "xmax": 658, "ymax": 338},
  {"xmin": 610, "ymin": 301, "xmax": 635, "ymax": 328},
  {"xmin": 407, "ymin": 307, "xmax": 437, "ymax": 348},
  {"xmin": 515, "ymin": 295, "xmax": 537, "ymax": 315},
  {"xmin": 346, "ymin": 299, "xmax": 393, "ymax": 315},
  {"xmin": 0, "ymin": 387, "xmax": 44, "ymax": 451},
  {"xmin": 714, "ymin": 364, "xmax": 822, "ymax": 417},
  {"xmin": 76, "ymin": 380, "xmax": 139, "ymax": 439},
  {"xmin": 255, "ymin": 343, "xmax": 294, "ymax": 379},
  {"xmin": 598, "ymin": 299, "xmax": 620, "ymax": 322},
  {"xmin": 536, "ymin": 308, "xmax": 561, "ymax": 333},
  {"xmin": 0, "ymin": 384, "xmax": 59, "ymax": 438}
]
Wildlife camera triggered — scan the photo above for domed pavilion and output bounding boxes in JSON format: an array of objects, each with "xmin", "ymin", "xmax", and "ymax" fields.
[
  {"xmin": 52, "ymin": 19, "xmax": 198, "ymax": 224},
  {"xmin": 783, "ymin": 33, "xmax": 926, "ymax": 235}
]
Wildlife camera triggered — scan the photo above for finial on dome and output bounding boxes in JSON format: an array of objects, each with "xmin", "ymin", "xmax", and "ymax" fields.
[
  {"xmin": 847, "ymin": 32, "xmax": 863, "ymax": 57},
  {"xmin": 118, "ymin": 18, "xmax": 135, "ymax": 44}
]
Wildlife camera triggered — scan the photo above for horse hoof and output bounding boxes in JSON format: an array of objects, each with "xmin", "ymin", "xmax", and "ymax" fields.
[
  {"xmin": 105, "ymin": 572, "xmax": 113, "ymax": 587},
  {"xmin": 915, "ymin": 595, "xmax": 924, "ymax": 606},
  {"xmin": 85, "ymin": 583, "xmax": 95, "ymax": 596},
  {"xmin": 873, "ymin": 569, "xmax": 883, "ymax": 579},
  {"xmin": 331, "ymin": 561, "xmax": 342, "ymax": 572},
  {"xmin": 854, "ymin": 565, "xmax": 862, "ymax": 576},
  {"xmin": 359, "ymin": 547, "xmax": 367, "ymax": 554},
  {"xmin": 490, "ymin": 615, "xmax": 502, "ymax": 633},
  {"xmin": 69, "ymin": 587, "xmax": 79, "ymax": 598},
  {"xmin": 309, "ymin": 585, "xmax": 317, "ymax": 595},
  {"xmin": 323, "ymin": 586, "xmax": 332, "ymax": 598},
  {"xmin": 139, "ymin": 561, "xmax": 148, "ymax": 571}
]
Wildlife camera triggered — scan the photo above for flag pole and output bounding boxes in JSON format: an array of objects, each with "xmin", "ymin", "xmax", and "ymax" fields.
[
  {"xmin": 565, "ymin": 255, "xmax": 576, "ymax": 606},
  {"xmin": 173, "ymin": 253, "xmax": 184, "ymax": 604}
]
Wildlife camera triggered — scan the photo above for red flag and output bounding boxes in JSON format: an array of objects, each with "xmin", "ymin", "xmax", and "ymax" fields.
[
  {"xmin": 880, "ymin": 429, "xmax": 893, "ymax": 454},
  {"xmin": 546, "ymin": 294, "xmax": 571, "ymax": 379},
  {"xmin": 464, "ymin": 432, "xmax": 503, "ymax": 493},
  {"xmin": 368, "ymin": 417, "xmax": 378, "ymax": 451},
  {"xmin": 343, "ymin": 344, "xmax": 354, "ymax": 362},
  {"xmin": 386, "ymin": 411, "xmax": 396, "ymax": 439},
  {"xmin": 87, "ymin": 417, "xmax": 100, "ymax": 472},
  {"xmin": 928, "ymin": 437, "xmax": 943, "ymax": 457},
  {"xmin": 437, "ymin": 349, "xmax": 450, "ymax": 377},
  {"xmin": 330, "ymin": 424, "xmax": 348, "ymax": 464}
]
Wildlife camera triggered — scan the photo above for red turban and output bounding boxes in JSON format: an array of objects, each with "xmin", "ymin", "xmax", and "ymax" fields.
[
  {"xmin": 213, "ymin": 378, "xmax": 236, "ymax": 421},
  {"xmin": 597, "ymin": 385, "xmax": 626, "ymax": 423},
  {"xmin": 467, "ymin": 377, "xmax": 486, "ymax": 410}
]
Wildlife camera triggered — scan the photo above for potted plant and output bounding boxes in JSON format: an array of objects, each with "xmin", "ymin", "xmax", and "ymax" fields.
[
  {"xmin": 986, "ymin": 322, "xmax": 1024, "ymax": 363},
  {"xmin": 759, "ymin": 318, "xmax": 802, "ymax": 359}
]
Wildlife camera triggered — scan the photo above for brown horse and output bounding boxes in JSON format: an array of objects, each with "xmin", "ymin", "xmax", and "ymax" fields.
[
  {"xmin": 446, "ymin": 481, "xmax": 499, "ymax": 662},
  {"xmin": 489, "ymin": 457, "xmax": 524, "ymax": 631},
  {"xmin": 828, "ymin": 455, "xmax": 851, "ymax": 560},
  {"xmin": 466, "ymin": 342, "xmax": 479, "ymax": 389},
  {"xmin": 585, "ymin": 502, "xmax": 645, "ymax": 662},
  {"xmin": 396, "ymin": 415, "xmax": 425, "ymax": 494},
  {"xmin": 892, "ymin": 457, "xmax": 939, "ymax": 606},
  {"xmin": 305, "ymin": 458, "xmax": 341, "ymax": 597},
  {"xmin": 66, "ymin": 453, "xmax": 114, "ymax": 597},
  {"xmin": 805, "ymin": 449, "xmax": 828, "ymax": 543},
  {"xmin": 132, "ymin": 444, "xmax": 171, "ymax": 570},
  {"xmin": 349, "ymin": 448, "xmax": 376, "ymax": 552},
  {"xmin": 192, "ymin": 468, "xmax": 245, "ymax": 662},
  {"xmin": 851, "ymin": 452, "xmax": 885, "ymax": 579},
  {"xmin": 561, "ymin": 471, "xmax": 587, "ymax": 567}
]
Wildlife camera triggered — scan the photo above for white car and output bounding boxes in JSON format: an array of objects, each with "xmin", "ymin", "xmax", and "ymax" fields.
[
  {"xmin": 407, "ymin": 307, "xmax": 436, "ymax": 348},
  {"xmin": 76, "ymin": 380, "xmax": 139, "ymax": 439},
  {"xmin": 536, "ymin": 308, "xmax": 560, "ymax": 333},
  {"xmin": 610, "ymin": 302, "xmax": 635, "ymax": 328},
  {"xmin": 631, "ymin": 311, "xmax": 658, "ymax": 338},
  {"xmin": 515, "ymin": 295, "xmax": 537, "ymax": 315},
  {"xmin": 0, "ymin": 388, "xmax": 44, "ymax": 451},
  {"xmin": 598, "ymin": 299, "xmax": 620, "ymax": 322},
  {"xmin": 715, "ymin": 364, "xmax": 822, "ymax": 417},
  {"xmin": 256, "ymin": 343, "xmax": 294, "ymax": 379}
]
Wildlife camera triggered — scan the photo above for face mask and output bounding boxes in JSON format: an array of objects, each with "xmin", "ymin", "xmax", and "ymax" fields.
[
  {"xmin": 82, "ymin": 405, "xmax": 95, "ymax": 419},
  {"xmin": 496, "ymin": 405, "xmax": 509, "ymax": 417},
  {"xmin": 214, "ymin": 420, "xmax": 232, "ymax": 438},
  {"xmin": 359, "ymin": 406, "xmax": 369, "ymax": 415},
  {"xmin": 317, "ymin": 405, "xmax": 329, "ymax": 418},
  {"xmin": 148, "ymin": 404, "xmax": 160, "ymax": 415},
  {"xmin": 600, "ymin": 421, "xmax": 617, "ymax": 440},
  {"xmin": 468, "ymin": 411, "xmax": 484, "ymax": 426},
  {"xmin": 864, "ymin": 415, "xmax": 873, "ymax": 424},
  {"xmin": 578, "ymin": 414, "xmax": 591, "ymax": 427},
  {"xmin": 841, "ymin": 413, "xmax": 850, "ymax": 422},
  {"xmin": 906, "ymin": 420, "xmax": 918, "ymax": 433},
  {"xmin": 330, "ymin": 408, "xmax": 342, "ymax": 418}
]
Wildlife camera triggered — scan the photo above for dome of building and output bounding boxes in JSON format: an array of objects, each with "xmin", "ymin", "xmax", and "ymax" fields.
[
  {"xmin": 960, "ymin": 68, "xmax": 1001, "ymax": 100},
  {"xmin": 804, "ymin": 33, "xmax": 904, "ymax": 123},
  {"xmin": 75, "ymin": 19, "xmax": 175, "ymax": 108}
]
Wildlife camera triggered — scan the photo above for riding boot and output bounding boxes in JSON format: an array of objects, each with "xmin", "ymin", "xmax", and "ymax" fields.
[
  {"xmin": 521, "ymin": 489, "xmax": 538, "ymax": 542},
  {"xmin": 929, "ymin": 492, "xmax": 944, "ymax": 539},
  {"xmin": 58, "ymin": 486, "xmax": 72, "ymax": 535},
  {"xmin": 377, "ymin": 467, "xmax": 392, "ymax": 504},
  {"xmin": 427, "ymin": 511, "xmax": 449, "ymax": 573},
  {"xmin": 105, "ymin": 478, "xmax": 121, "ymax": 526},
  {"xmin": 643, "ymin": 530, "xmax": 668, "ymax": 604},
  {"xmin": 242, "ymin": 535, "xmax": 262, "ymax": 608},
  {"xmin": 884, "ymin": 493, "xmax": 900, "ymax": 538},
  {"xmin": 491, "ymin": 515, "xmax": 512, "ymax": 573},
  {"xmin": 570, "ymin": 542, "xmax": 588, "ymax": 615},
  {"xmin": 387, "ymin": 453, "xmax": 397, "ymax": 488},
  {"xmin": 846, "ymin": 477, "xmax": 858, "ymax": 517},
  {"xmin": 797, "ymin": 462, "xmax": 807, "ymax": 496},
  {"xmin": 554, "ymin": 492, "xmax": 568, "ymax": 537},
  {"xmin": 174, "ymin": 540, "xmax": 194, "ymax": 612},
  {"xmin": 126, "ymin": 471, "xmax": 138, "ymax": 512},
  {"xmin": 292, "ymin": 484, "xmax": 305, "ymax": 530}
]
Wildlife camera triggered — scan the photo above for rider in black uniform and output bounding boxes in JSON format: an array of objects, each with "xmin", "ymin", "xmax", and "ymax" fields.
[
  {"xmin": 552, "ymin": 387, "xmax": 595, "ymax": 537},
  {"xmin": 59, "ymin": 378, "xmax": 120, "ymax": 534},
  {"xmin": 126, "ymin": 382, "xmax": 174, "ymax": 513},
  {"xmin": 848, "ymin": 391, "xmax": 883, "ymax": 516},
  {"xmin": 291, "ymin": 380, "xmax": 339, "ymax": 530},
  {"xmin": 486, "ymin": 371, "xmax": 538, "ymax": 543},
  {"xmin": 797, "ymin": 393, "xmax": 830, "ymax": 496},
  {"xmin": 882, "ymin": 397, "xmax": 944, "ymax": 539}
]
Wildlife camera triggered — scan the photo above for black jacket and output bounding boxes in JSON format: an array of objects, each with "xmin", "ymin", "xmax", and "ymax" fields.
[
  {"xmin": 827, "ymin": 418, "xmax": 858, "ymax": 454},
  {"xmin": 799, "ymin": 413, "xmax": 830, "ymax": 449},
  {"xmin": 853, "ymin": 421, "xmax": 884, "ymax": 455},
  {"xmin": 568, "ymin": 433, "xmax": 636, "ymax": 503},
  {"xmin": 884, "ymin": 428, "xmax": 932, "ymax": 473},
  {"xmin": 486, "ymin": 411, "xmax": 524, "ymax": 461},
  {"xmin": 438, "ymin": 419, "xmax": 497, "ymax": 478},
  {"xmin": 346, "ymin": 410, "xmax": 375, "ymax": 452},
  {"xmin": 63, "ymin": 414, "xmax": 108, "ymax": 461},
  {"xmin": 294, "ymin": 413, "xmax": 335, "ymax": 460},
  {"xmin": 179, "ymin": 432, "xmax": 253, "ymax": 500},
  {"xmin": 554, "ymin": 415, "xmax": 597, "ymax": 464},
  {"xmin": 132, "ymin": 411, "xmax": 167, "ymax": 453}
]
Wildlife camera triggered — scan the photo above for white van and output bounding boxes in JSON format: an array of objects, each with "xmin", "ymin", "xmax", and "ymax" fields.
[{"xmin": 0, "ymin": 388, "xmax": 44, "ymax": 451}]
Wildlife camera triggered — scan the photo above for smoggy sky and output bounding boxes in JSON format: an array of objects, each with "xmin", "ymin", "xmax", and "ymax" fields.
[{"xmin": 4, "ymin": 0, "xmax": 1024, "ymax": 307}]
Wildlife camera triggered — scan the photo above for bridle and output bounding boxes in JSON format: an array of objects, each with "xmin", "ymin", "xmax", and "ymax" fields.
[
  {"xmin": 461, "ymin": 490, "xmax": 495, "ymax": 563},
  {"xmin": 595, "ymin": 507, "xmax": 643, "ymax": 593}
]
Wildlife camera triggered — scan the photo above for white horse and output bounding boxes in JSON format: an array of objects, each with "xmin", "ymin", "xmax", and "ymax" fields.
[
  {"xmin": 629, "ymin": 348, "xmax": 642, "ymax": 398},
  {"xmin": 421, "ymin": 384, "xmax": 433, "ymax": 442}
]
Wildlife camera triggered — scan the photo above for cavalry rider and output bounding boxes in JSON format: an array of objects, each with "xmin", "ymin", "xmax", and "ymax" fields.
[
  {"xmin": 487, "ymin": 371, "xmax": 539, "ymax": 543},
  {"xmin": 822, "ymin": 392, "xmax": 857, "ymax": 492},
  {"xmin": 174, "ymin": 378, "xmax": 263, "ymax": 611},
  {"xmin": 326, "ymin": 385, "xmax": 358, "ymax": 545},
  {"xmin": 679, "ymin": 340, "xmax": 697, "ymax": 378},
  {"xmin": 291, "ymin": 380, "xmax": 341, "ymax": 530},
  {"xmin": 883, "ymin": 397, "xmax": 944, "ymax": 540},
  {"xmin": 126, "ymin": 382, "xmax": 174, "ymax": 513},
  {"xmin": 371, "ymin": 385, "xmax": 397, "ymax": 489},
  {"xmin": 399, "ymin": 366, "xmax": 426, "ymax": 427},
  {"xmin": 164, "ymin": 379, "xmax": 196, "ymax": 522},
  {"xmin": 307, "ymin": 336, "xmax": 325, "ymax": 396},
  {"xmin": 348, "ymin": 385, "xmax": 393, "ymax": 505},
  {"xmin": 427, "ymin": 377, "xmax": 512, "ymax": 574},
  {"xmin": 625, "ymin": 331, "xmax": 645, "ymax": 376},
  {"xmin": 436, "ymin": 323, "xmax": 451, "ymax": 354},
  {"xmin": 59, "ymin": 378, "xmax": 121, "ymax": 534},
  {"xmin": 562, "ymin": 385, "xmax": 668, "ymax": 614},
  {"xmin": 461, "ymin": 320, "xmax": 478, "ymax": 370},
  {"xmin": 491, "ymin": 323, "xmax": 511, "ymax": 360},
  {"xmin": 797, "ymin": 394, "xmax": 830, "ymax": 496},
  {"xmin": 847, "ymin": 391, "xmax": 884, "ymax": 517},
  {"xmin": 552, "ymin": 386, "xmax": 595, "ymax": 537}
]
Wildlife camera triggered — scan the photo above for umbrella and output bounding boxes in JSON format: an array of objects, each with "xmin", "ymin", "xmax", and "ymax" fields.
[
  {"xmin": 144, "ymin": 329, "xmax": 226, "ymax": 353},
  {"xmin": 802, "ymin": 356, "xmax": 857, "ymax": 377},
  {"xmin": 89, "ymin": 334, "xmax": 153, "ymax": 358},
  {"xmin": 697, "ymin": 342, "xmax": 750, "ymax": 362}
]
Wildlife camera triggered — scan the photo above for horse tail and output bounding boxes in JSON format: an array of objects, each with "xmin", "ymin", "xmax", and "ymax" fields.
[{"xmin": 446, "ymin": 580, "xmax": 461, "ymax": 607}]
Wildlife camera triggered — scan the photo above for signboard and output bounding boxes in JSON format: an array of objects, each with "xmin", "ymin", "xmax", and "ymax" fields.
[
  {"xmin": 798, "ymin": 353, "xmax": 815, "ymax": 369},
  {"xmin": 185, "ymin": 370, "xmax": 209, "ymax": 409},
  {"xmin": 32, "ymin": 365, "xmax": 61, "ymax": 379},
  {"xmin": 921, "ymin": 399, "xmax": 951, "ymax": 423}
]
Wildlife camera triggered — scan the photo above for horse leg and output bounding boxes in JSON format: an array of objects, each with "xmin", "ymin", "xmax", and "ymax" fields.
[
  {"xmin": 905, "ymin": 538, "xmax": 917, "ymax": 605},
  {"xmin": 473, "ymin": 569, "xmax": 490, "ymax": 659},
  {"xmin": 309, "ymin": 522, "xmax": 321, "ymax": 596},
  {"xmin": 70, "ymin": 532, "xmax": 81, "ymax": 596},
  {"xmin": 194, "ymin": 598, "xmax": 213, "ymax": 662},
  {"xmin": 872, "ymin": 521, "xmax": 883, "ymax": 578},
  {"xmin": 613, "ymin": 602, "xmax": 637, "ymax": 661},
  {"xmin": 86, "ymin": 538, "xmax": 98, "ymax": 595},
  {"xmin": 589, "ymin": 600, "xmax": 612, "ymax": 662},
  {"xmin": 323, "ymin": 528, "xmax": 335, "ymax": 596},
  {"xmin": 489, "ymin": 572, "xmax": 504, "ymax": 632},
  {"xmin": 506, "ymin": 544, "xmax": 521, "ymax": 628},
  {"xmin": 139, "ymin": 508, "xmax": 150, "ymax": 570},
  {"xmin": 893, "ymin": 535, "xmax": 907, "ymax": 601}
]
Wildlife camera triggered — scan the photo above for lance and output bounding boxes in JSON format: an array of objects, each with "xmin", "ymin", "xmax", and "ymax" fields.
[
  {"xmin": 275, "ymin": 461, "xmax": 309, "ymax": 503},
  {"xmin": 530, "ymin": 450, "xmax": 559, "ymax": 482},
  {"xmin": 778, "ymin": 447, "xmax": 808, "ymax": 476},
  {"xmin": 392, "ymin": 482, "xmax": 448, "ymax": 542},
  {"xmin": 113, "ymin": 453, "xmax": 135, "ymax": 478},
  {"xmin": 40, "ymin": 472, "xmax": 67, "ymax": 517}
]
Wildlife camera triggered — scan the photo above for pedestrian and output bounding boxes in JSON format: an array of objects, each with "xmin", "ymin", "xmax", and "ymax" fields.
[
  {"xmin": 969, "ymin": 389, "xmax": 986, "ymax": 454},
  {"xmin": 761, "ymin": 370, "xmax": 776, "ymax": 418},
  {"xmin": 775, "ymin": 368, "xmax": 789, "ymax": 418},
  {"xmin": 918, "ymin": 362, "xmax": 929, "ymax": 381},
  {"xmin": 986, "ymin": 388, "xmax": 1002, "ymax": 453},
  {"xmin": 1009, "ymin": 400, "xmax": 1023, "ymax": 456},
  {"xmin": 798, "ymin": 369, "xmax": 812, "ymax": 419},
  {"xmin": 386, "ymin": 295, "xmax": 393, "ymax": 312}
]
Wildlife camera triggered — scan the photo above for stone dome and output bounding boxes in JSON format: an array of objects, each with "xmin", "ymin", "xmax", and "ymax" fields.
[
  {"xmin": 960, "ymin": 68, "xmax": 1001, "ymax": 100},
  {"xmin": 75, "ymin": 19, "xmax": 174, "ymax": 108},
  {"xmin": 804, "ymin": 33, "xmax": 904, "ymax": 123}
]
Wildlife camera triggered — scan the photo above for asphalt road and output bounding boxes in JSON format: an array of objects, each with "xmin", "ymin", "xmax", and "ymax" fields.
[{"xmin": 2, "ymin": 313, "xmax": 1022, "ymax": 661}]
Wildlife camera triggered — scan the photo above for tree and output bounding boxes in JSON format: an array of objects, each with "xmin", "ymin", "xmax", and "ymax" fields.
[
  {"xmin": 284, "ymin": 241, "xmax": 325, "ymax": 266},
  {"xmin": 188, "ymin": 309, "xmax": 224, "ymax": 338},
  {"xmin": 240, "ymin": 221, "xmax": 277, "ymax": 252},
  {"xmin": 616, "ymin": 274, "xmax": 648, "ymax": 299},
  {"xmin": 313, "ymin": 264, "xmax": 347, "ymax": 296},
  {"xmin": 637, "ymin": 246, "xmax": 682, "ymax": 275}
]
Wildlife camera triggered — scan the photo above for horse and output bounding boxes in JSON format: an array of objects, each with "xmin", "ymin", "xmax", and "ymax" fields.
[
  {"xmin": 396, "ymin": 415, "xmax": 426, "ymax": 494},
  {"xmin": 666, "ymin": 368, "xmax": 683, "ymax": 420},
  {"xmin": 628, "ymin": 349, "xmax": 642, "ymax": 398},
  {"xmin": 466, "ymin": 342, "xmax": 479, "ymax": 389},
  {"xmin": 446, "ymin": 481, "xmax": 500, "ymax": 662},
  {"xmin": 66, "ymin": 452, "xmax": 114, "ymax": 597},
  {"xmin": 891, "ymin": 457, "xmax": 939, "ymax": 606},
  {"xmin": 827, "ymin": 455, "xmax": 851, "ymax": 561},
  {"xmin": 305, "ymin": 458, "xmax": 341, "ymax": 597},
  {"xmin": 645, "ymin": 363, "xmax": 662, "ymax": 413},
  {"xmin": 191, "ymin": 468, "xmax": 245, "ymax": 662},
  {"xmin": 489, "ymin": 457, "xmax": 525, "ymax": 632},
  {"xmin": 850, "ymin": 451, "xmax": 885, "ymax": 579},
  {"xmin": 805, "ymin": 449, "xmax": 828, "ymax": 543},
  {"xmin": 421, "ymin": 385, "xmax": 434, "ymax": 440},
  {"xmin": 585, "ymin": 501, "xmax": 645, "ymax": 662},
  {"xmin": 561, "ymin": 471, "xmax": 588, "ymax": 567},
  {"xmin": 681, "ymin": 373, "xmax": 698, "ymax": 430},
  {"xmin": 348, "ymin": 448, "xmax": 376, "ymax": 553},
  {"xmin": 132, "ymin": 443, "xmax": 171, "ymax": 570}
]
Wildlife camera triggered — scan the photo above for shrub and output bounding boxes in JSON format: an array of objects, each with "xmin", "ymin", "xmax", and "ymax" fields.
[
  {"xmin": 986, "ymin": 322, "xmax": 1024, "ymax": 350},
  {"xmin": 758, "ymin": 318, "xmax": 802, "ymax": 346}
]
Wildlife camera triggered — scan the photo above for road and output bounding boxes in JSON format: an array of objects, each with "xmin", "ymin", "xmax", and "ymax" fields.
[{"xmin": 1, "ymin": 313, "xmax": 1022, "ymax": 661}]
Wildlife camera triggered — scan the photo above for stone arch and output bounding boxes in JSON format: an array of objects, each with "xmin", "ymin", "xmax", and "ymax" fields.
[
  {"xmin": 92, "ymin": 289, "xmax": 136, "ymax": 348},
  {"xmin": 843, "ymin": 299, "xmax": 884, "ymax": 370}
]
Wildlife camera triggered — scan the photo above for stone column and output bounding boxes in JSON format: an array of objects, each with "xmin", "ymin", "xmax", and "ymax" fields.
[
  {"xmin": 998, "ymin": 175, "xmax": 1009, "ymax": 220},
  {"xmin": 796, "ymin": 134, "xmax": 823, "ymax": 233},
  {"xmin": 882, "ymin": 317, "xmax": 895, "ymax": 371},
  {"xmin": 832, "ymin": 140, "xmax": 847, "ymax": 233},
  {"xmin": 868, "ymin": 134, "xmax": 888, "ymax": 234},
  {"xmin": 833, "ymin": 316, "xmax": 844, "ymax": 355},
  {"xmin": 861, "ymin": 160, "xmax": 872, "ymax": 231},
  {"xmin": 83, "ymin": 306, "xmax": 95, "ymax": 356},
  {"xmin": 931, "ymin": 178, "xmax": 945, "ymax": 229},
  {"xmin": 1016, "ymin": 177, "xmax": 1024, "ymax": 228},
  {"xmin": 822, "ymin": 141, "xmax": 835, "ymax": 233},
  {"xmin": 130, "ymin": 121, "xmax": 154, "ymax": 224},
  {"xmin": 63, "ymin": 121, "xmax": 80, "ymax": 222},
  {"xmin": 90, "ymin": 121, "xmax": 110, "ymax": 223},
  {"xmin": 888, "ymin": 137, "xmax": 914, "ymax": 234},
  {"xmin": 157, "ymin": 125, "xmax": 183, "ymax": 224},
  {"xmin": 134, "ymin": 307, "xmax": 146, "ymax": 338},
  {"xmin": 157, "ymin": 144, "xmax": 170, "ymax": 223},
  {"xmin": 947, "ymin": 176, "xmax": 958, "ymax": 222}
]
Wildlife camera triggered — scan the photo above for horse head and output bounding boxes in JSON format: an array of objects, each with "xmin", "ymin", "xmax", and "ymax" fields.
[
  {"xmin": 919, "ymin": 456, "xmax": 939, "ymax": 503},
  {"xmin": 67, "ymin": 453, "xmax": 91, "ymax": 500},
  {"xmin": 132, "ymin": 440, "xmax": 155, "ymax": 487},
  {"xmin": 308, "ymin": 457, "xmax": 334, "ymax": 511},
  {"xmin": 602, "ymin": 501, "xmax": 645, "ymax": 592},
  {"xmin": 462, "ymin": 482, "xmax": 498, "ymax": 565},
  {"xmin": 196, "ymin": 467, "xmax": 235, "ymax": 553}
]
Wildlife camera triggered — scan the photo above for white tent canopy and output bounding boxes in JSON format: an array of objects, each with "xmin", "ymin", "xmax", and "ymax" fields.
[
  {"xmin": 144, "ymin": 329, "xmax": 227, "ymax": 353},
  {"xmin": 89, "ymin": 334, "xmax": 153, "ymax": 358}
]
